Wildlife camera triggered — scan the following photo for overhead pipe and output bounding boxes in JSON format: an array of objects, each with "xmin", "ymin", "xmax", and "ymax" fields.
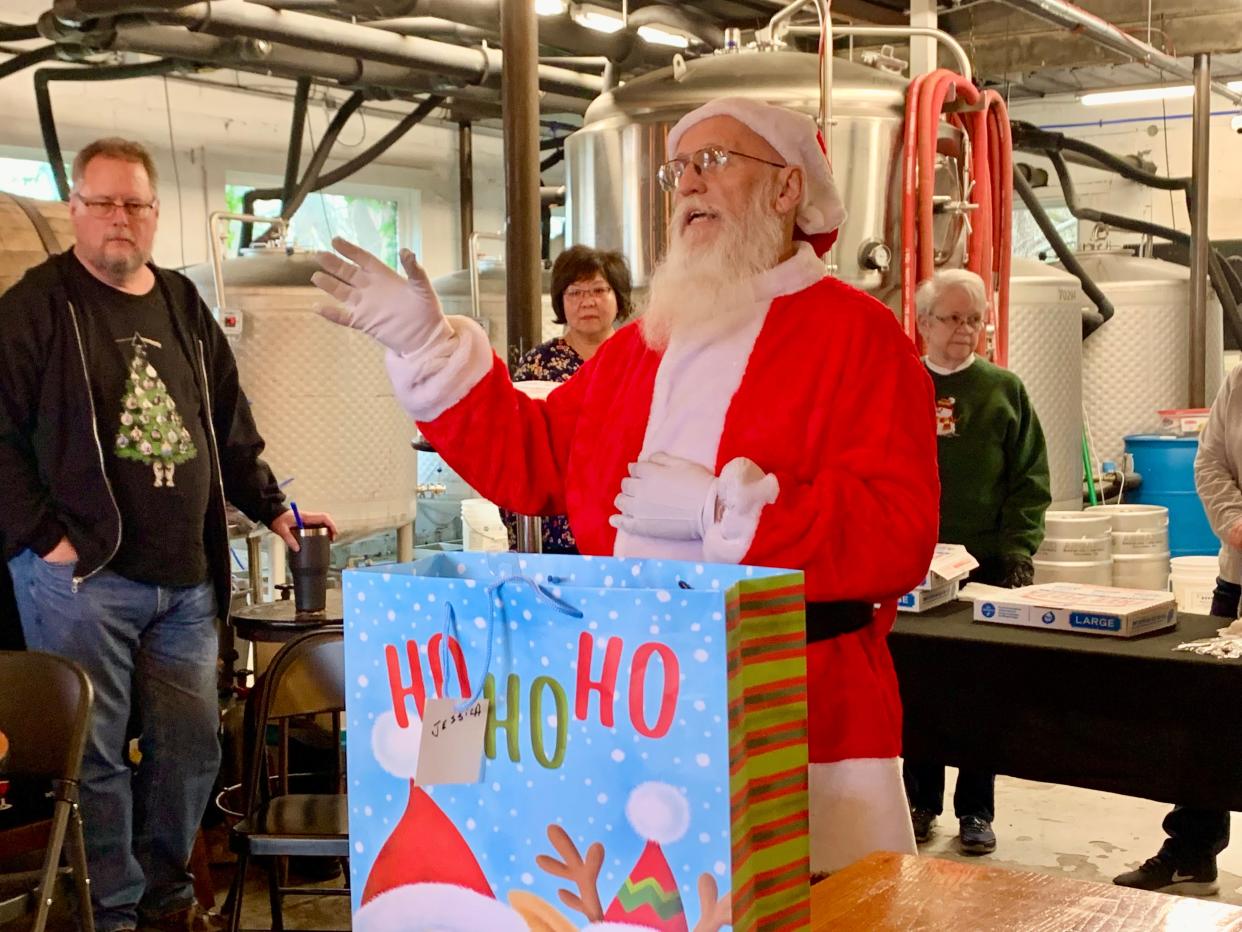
[
  {"xmin": 0, "ymin": 23, "xmax": 41, "ymax": 41},
  {"xmin": 281, "ymin": 77, "xmax": 311, "ymax": 215},
  {"xmin": 42, "ymin": 16, "xmax": 591, "ymax": 116},
  {"xmin": 363, "ymin": 17, "xmax": 495, "ymax": 42},
  {"xmin": 790, "ymin": 24, "xmax": 971, "ymax": 81},
  {"xmin": 501, "ymin": 0, "xmax": 542, "ymax": 370},
  {"xmin": 764, "ymin": 0, "xmax": 832, "ymax": 133},
  {"xmin": 1003, "ymin": 0, "xmax": 1242, "ymax": 107},
  {"xmin": 242, "ymin": 93, "xmax": 444, "ymax": 243},
  {"xmin": 1189, "ymin": 52, "xmax": 1211, "ymax": 407},
  {"xmin": 1012, "ymin": 122, "xmax": 1186, "ymax": 190},
  {"xmin": 50, "ymin": 0, "xmax": 604, "ymax": 98},
  {"xmin": 46, "ymin": 17, "xmax": 440, "ymax": 93},
  {"xmin": 0, "ymin": 44, "xmax": 60, "ymax": 82},
  {"xmin": 458, "ymin": 121, "xmax": 473, "ymax": 270},
  {"xmin": 1044, "ymin": 148, "xmax": 1242, "ymax": 350},
  {"xmin": 1011, "ymin": 165, "xmax": 1113, "ymax": 337},
  {"xmin": 35, "ymin": 57, "xmax": 186, "ymax": 199}
]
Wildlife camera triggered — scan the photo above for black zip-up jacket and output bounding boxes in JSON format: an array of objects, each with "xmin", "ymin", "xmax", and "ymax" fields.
[{"xmin": 0, "ymin": 250, "xmax": 288, "ymax": 622}]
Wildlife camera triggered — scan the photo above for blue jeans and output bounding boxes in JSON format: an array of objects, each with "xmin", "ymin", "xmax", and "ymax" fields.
[{"xmin": 8, "ymin": 551, "xmax": 221, "ymax": 932}]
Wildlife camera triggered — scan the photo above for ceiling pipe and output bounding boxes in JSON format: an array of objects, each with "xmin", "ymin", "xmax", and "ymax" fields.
[
  {"xmin": 43, "ymin": 16, "xmax": 442, "ymax": 93},
  {"xmin": 1003, "ymin": 0, "xmax": 1242, "ymax": 107},
  {"xmin": 363, "ymin": 17, "xmax": 495, "ymax": 42},
  {"xmin": 50, "ymin": 0, "xmax": 603, "ymax": 98},
  {"xmin": 790, "ymin": 23, "xmax": 972, "ymax": 81}
]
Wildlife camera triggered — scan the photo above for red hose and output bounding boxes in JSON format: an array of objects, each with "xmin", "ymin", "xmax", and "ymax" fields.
[
  {"xmin": 901, "ymin": 73, "xmax": 928, "ymax": 344},
  {"xmin": 899, "ymin": 70, "xmax": 1012, "ymax": 367}
]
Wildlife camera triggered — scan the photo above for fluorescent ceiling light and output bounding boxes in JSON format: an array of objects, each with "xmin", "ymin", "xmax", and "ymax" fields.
[
  {"xmin": 637, "ymin": 24, "xmax": 691, "ymax": 48},
  {"xmin": 570, "ymin": 3, "xmax": 625, "ymax": 33},
  {"xmin": 1080, "ymin": 85, "xmax": 1193, "ymax": 106},
  {"xmin": 534, "ymin": 0, "xmax": 567, "ymax": 14},
  {"xmin": 1229, "ymin": 80, "xmax": 1242, "ymax": 91}
]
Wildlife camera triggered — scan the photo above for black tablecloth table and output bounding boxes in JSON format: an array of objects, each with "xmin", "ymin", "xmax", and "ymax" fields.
[
  {"xmin": 229, "ymin": 589, "xmax": 344, "ymax": 644},
  {"xmin": 890, "ymin": 603, "xmax": 1242, "ymax": 811}
]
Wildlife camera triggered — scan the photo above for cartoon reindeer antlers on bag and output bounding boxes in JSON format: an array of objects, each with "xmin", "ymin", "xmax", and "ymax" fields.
[{"xmin": 529, "ymin": 824, "xmax": 731, "ymax": 932}]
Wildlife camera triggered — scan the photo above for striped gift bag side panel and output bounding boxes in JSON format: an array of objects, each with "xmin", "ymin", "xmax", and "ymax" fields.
[{"xmin": 726, "ymin": 573, "xmax": 810, "ymax": 932}]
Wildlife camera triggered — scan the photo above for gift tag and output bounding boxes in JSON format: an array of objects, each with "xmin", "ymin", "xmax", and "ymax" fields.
[{"xmin": 415, "ymin": 697, "xmax": 489, "ymax": 786}]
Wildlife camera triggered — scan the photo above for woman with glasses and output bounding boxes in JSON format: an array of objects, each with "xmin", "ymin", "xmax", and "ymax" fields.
[
  {"xmin": 903, "ymin": 267, "xmax": 1051, "ymax": 857},
  {"xmin": 503, "ymin": 245, "xmax": 633, "ymax": 553}
]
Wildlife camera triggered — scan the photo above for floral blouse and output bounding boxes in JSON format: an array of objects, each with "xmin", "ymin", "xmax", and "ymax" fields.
[{"xmin": 504, "ymin": 338, "xmax": 583, "ymax": 554}]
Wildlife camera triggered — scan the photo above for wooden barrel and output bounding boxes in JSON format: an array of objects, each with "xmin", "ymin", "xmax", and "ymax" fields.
[{"xmin": 0, "ymin": 193, "xmax": 74, "ymax": 297}]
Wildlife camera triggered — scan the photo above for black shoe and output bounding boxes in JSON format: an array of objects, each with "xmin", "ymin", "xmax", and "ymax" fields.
[
  {"xmin": 911, "ymin": 808, "xmax": 937, "ymax": 844},
  {"xmin": 958, "ymin": 816, "xmax": 996, "ymax": 855},
  {"xmin": 1113, "ymin": 856, "xmax": 1219, "ymax": 895}
]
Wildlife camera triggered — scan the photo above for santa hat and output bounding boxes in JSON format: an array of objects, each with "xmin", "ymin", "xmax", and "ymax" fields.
[
  {"xmin": 596, "ymin": 783, "xmax": 692, "ymax": 932},
  {"xmin": 666, "ymin": 97, "xmax": 846, "ymax": 257},
  {"xmin": 354, "ymin": 781, "xmax": 528, "ymax": 932}
]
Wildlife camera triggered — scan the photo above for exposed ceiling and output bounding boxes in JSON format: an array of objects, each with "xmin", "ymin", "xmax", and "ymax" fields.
[{"xmin": 4, "ymin": 0, "xmax": 1242, "ymax": 114}]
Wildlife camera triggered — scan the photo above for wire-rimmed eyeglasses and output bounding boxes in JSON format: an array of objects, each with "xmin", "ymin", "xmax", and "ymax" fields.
[{"xmin": 656, "ymin": 145, "xmax": 786, "ymax": 193}]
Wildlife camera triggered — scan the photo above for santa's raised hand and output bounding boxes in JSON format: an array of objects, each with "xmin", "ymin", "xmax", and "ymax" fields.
[{"xmin": 313, "ymin": 237, "xmax": 452, "ymax": 355}]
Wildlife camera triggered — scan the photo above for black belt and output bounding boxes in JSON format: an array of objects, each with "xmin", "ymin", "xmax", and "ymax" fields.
[{"xmin": 806, "ymin": 600, "xmax": 874, "ymax": 643}]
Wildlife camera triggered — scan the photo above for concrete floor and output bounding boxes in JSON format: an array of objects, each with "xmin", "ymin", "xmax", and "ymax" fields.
[{"xmin": 918, "ymin": 769, "xmax": 1242, "ymax": 906}]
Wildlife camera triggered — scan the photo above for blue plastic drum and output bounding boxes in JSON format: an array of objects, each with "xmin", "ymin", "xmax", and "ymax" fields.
[{"xmin": 1124, "ymin": 434, "xmax": 1220, "ymax": 557}]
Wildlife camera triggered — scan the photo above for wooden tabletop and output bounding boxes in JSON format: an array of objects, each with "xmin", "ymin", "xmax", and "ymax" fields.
[{"xmin": 811, "ymin": 852, "xmax": 1242, "ymax": 931}]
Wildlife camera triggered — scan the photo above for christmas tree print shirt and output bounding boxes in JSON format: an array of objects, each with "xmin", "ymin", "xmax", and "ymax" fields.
[{"xmin": 69, "ymin": 254, "xmax": 213, "ymax": 587}]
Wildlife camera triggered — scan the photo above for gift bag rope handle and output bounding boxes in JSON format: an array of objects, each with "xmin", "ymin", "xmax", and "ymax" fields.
[
  {"xmin": 545, "ymin": 574, "xmax": 695, "ymax": 590},
  {"xmin": 440, "ymin": 575, "xmax": 584, "ymax": 712}
]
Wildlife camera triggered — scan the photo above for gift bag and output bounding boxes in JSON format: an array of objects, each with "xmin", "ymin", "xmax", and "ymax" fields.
[{"xmin": 344, "ymin": 552, "xmax": 809, "ymax": 932}]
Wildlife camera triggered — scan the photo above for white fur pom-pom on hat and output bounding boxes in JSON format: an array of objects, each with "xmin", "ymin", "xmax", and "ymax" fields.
[
  {"xmin": 625, "ymin": 781, "xmax": 691, "ymax": 844},
  {"xmin": 666, "ymin": 97, "xmax": 847, "ymax": 256}
]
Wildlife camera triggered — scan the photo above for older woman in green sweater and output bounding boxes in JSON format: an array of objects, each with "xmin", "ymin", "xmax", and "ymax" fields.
[{"xmin": 903, "ymin": 268, "xmax": 1051, "ymax": 857}]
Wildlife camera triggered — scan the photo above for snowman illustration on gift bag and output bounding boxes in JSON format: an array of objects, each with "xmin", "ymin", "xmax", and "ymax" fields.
[{"xmin": 113, "ymin": 333, "xmax": 197, "ymax": 487}]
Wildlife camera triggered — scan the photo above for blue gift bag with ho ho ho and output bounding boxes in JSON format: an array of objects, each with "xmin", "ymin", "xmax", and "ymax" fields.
[{"xmin": 343, "ymin": 551, "xmax": 810, "ymax": 932}]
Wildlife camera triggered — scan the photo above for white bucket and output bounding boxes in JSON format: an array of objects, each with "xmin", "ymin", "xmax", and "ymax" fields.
[
  {"xmin": 1170, "ymin": 555, "xmax": 1219, "ymax": 614},
  {"xmin": 1036, "ymin": 535, "xmax": 1112, "ymax": 560},
  {"xmin": 1045, "ymin": 510, "xmax": 1112, "ymax": 538},
  {"xmin": 1085, "ymin": 503, "xmax": 1169, "ymax": 532},
  {"xmin": 1112, "ymin": 527, "xmax": 1171, "ymax": 555},
  {"xmin": 461, "ymin": 498, "xmax": 509, "ymax": 552},
  {"xmin": 1033, "ymin": 558, "xmax": 1113, "ymax": 586},
  {"xmin": 1112, "ymin": 552, "xmax": 1171, "ymax": 591}
]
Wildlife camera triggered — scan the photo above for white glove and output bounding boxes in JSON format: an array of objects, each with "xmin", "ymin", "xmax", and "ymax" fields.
[
  {"xmin": 609, "ymin": 453, "xmax": 718, "ymax": 540},
  {"xmin": 312, "ymin": 237, "xmax": 452, "ymax": 355}
]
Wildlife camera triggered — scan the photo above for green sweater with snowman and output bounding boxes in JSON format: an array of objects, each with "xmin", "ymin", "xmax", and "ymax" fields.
[{"xmin": 928, "ymin": 356, "xmax": 1051, "ymax": 564}]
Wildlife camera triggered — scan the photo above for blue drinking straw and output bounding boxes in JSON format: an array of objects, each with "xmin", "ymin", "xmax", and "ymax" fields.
[{"xmin": 290, "ymin": 502, "xmax": 304, "ymax": 530}]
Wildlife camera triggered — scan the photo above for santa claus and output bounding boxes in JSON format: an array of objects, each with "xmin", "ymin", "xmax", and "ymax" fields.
[{"xmin": 313, "ymin": 97, "xmax": 939, "ymax": 874}]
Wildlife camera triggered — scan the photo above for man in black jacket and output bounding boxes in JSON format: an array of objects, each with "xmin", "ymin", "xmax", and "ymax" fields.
[{"xmin": 0, "ymin": 137, "xmax": 335, "ymax": 932}]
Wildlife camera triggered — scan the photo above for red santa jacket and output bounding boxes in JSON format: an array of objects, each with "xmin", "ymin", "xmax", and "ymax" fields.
[{"xmin": 419, "ymin": 275, "xmax": 940, "ymax": 762}]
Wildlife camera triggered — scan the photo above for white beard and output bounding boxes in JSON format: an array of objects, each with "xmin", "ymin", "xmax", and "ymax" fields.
[{"xmin": 640, "ymin": 180, "xmax": 787, "ymax": 351}]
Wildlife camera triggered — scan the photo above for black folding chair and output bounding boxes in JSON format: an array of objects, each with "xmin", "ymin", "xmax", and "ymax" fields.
[
  {"xmin": 0, "ymin": 650, "xmax": 95, "ymax": 932},
  {"xmin": 226, "ymin": 628, "xmax": 348, "ymax": 932}
]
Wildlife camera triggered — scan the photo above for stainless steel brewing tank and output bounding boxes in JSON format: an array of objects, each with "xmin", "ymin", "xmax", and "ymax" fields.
[
  {"xmin": 185, "ymin": 251, "xmax": 418, "ymax": 542},
  {"xmin": 1063, "ymin": 251, "xmax": 1224, "ymax": 464},
  {"xmin": 432, "ymin": 261, "xmax": 558, "ymax": 359},
  {"xmin": 565, "ymin": 50, "xmax": 966, "ymax": 302},
  {"xmin": 1007, "ymin": 259, "xmax": 1086, "ymax": 511}
]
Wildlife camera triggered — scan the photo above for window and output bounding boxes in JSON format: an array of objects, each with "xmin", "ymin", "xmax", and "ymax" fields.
[
  {"xmin": 1012, "ymin": 203, "xmax": 1079, "ymax": 262},
  {"xmin": 0, "ymin": 156, "xmax": 64, "ymax": 201},
  {"xmin": 224, "ymin": 174, "xmax": 417, "ymax": 269}
]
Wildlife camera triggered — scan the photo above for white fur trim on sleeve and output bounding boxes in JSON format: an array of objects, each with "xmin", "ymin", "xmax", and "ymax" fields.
[
  {"xmin": 701, "ymin": 457, "xmax": 779, "ymax": 564},
  {"xmin": 383, "ymin": 315, "xmax": 494, "ymax": 422}
]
